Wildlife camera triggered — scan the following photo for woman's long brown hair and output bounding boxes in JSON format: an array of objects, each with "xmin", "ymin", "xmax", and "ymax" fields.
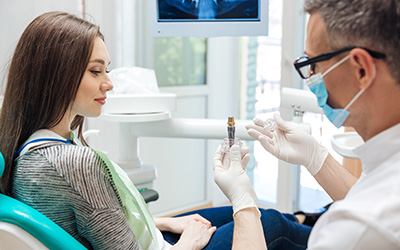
[{"xmin": 0, "ymin": 11, "xmax": 104, "ymax": 195}]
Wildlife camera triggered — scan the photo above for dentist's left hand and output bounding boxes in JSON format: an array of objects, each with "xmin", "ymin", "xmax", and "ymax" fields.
[{"xmin": 213, "ymin": 144, "xmax": 260, "ymax": 216}]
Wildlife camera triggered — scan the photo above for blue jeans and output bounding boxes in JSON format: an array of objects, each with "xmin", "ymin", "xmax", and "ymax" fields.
[{"xmin": 162, "ymin": 207, "xmax": 312, "ymax": 250}]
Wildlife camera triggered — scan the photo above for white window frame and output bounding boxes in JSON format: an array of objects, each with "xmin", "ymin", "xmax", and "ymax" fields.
[{"xmin": 276, "ymin": 0, "xmax": 308, "ymax": 212}]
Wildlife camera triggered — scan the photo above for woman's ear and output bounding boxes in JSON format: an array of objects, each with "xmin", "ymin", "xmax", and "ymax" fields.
[{"xmin": 349, "ymin": 48, "xmax": 376, "ymax": 90}]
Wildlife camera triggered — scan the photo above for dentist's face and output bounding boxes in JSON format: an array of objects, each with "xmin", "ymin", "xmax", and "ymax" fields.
[
  {"xmin": 305, "ymin": 13, "xmax": 353, "ymax": 111},
  {"xmin": 73, "ymin": 37, "xmax": 113, "ymax": 117}
]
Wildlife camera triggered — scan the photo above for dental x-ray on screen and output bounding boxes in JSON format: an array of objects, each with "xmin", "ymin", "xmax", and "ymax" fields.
[
  {"xmin": 149, "ymin": 0, "xmax": 269, "ymax": 37},
  {"xmin": 158, "ymin": 0, "xmax": 259, "ymax": 21}
]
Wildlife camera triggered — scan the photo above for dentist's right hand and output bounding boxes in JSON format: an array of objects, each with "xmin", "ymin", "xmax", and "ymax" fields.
[
  {"xmin": 213, "ymin": 144, "xmax": 260, "ymax": 216},
  {"xmin": 246, "ymin": 113, "xmax": 328, "ymax": 176}
]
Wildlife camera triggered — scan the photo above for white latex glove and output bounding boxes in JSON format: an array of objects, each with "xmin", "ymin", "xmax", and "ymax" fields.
[
  {"xmin": 246, "ymin": 113, "xmax": 328, "ymax": 176},
  {"xmin": 213, "ymin": 144, "xmax": 260, "ymax": 216}
]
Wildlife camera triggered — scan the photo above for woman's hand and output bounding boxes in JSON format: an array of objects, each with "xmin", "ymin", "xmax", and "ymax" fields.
[
  {"xmin": 155, "ymin": 214, "xmax": 212, "ymax": 234},
  {"xmin": 172, "ymin": 220, "xmax": 216, "ymax": 250}
]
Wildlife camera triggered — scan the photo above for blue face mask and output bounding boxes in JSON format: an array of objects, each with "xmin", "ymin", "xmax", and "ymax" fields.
[{"xmin": 305, "ymin": 55, "xmax": 365, "ymax": 128}]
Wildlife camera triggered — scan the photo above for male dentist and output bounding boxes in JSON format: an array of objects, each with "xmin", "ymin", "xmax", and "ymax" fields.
[{"xmin": 213, "ymin": 0, "xmax": 400, "ymax": 249}]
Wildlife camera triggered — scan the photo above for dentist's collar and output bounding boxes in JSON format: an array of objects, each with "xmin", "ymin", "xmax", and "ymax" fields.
[{"xmin": 353, "ymin": 123, "xmax": 400, "ymax": 174}]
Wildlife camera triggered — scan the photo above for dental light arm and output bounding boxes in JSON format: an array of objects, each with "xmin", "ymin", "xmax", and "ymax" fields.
[
  {"xmin": 281, "ymin": 87, "xmax": 323, "ymax": 114},
  {"xmin": 98, "ymin": 113, "xmax": 253, "ymax": 171},
  {"xmin": 97, "ymin": 87, "xmax": 323, "ymax": 184},
  {"xmin": 280, "ymin": 87, "xmax": 323, "ymax": 127},
  {"xmin": 126, "ymin": 118, "xmax": 252, "ymax": 140}
]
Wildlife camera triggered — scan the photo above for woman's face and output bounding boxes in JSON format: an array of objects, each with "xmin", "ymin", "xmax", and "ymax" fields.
[{"xmin": 72, "ymin": 37, "xmax": 113, "ymax": 117}]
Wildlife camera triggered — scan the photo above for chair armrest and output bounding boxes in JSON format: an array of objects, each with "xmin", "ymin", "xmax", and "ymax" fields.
[{"xmin": 139, "ymin": 189, "xmax": 159, "ymax": 203}]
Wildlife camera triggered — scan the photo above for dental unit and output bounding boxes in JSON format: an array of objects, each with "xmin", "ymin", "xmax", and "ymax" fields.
[{"xmin": 93, "ymin": 81, "xmax": 363, "ymax": 198}]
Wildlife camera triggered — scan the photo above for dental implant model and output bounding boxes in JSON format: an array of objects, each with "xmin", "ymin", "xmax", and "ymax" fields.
[
  {"xmin": 227, "ymin": 116, "xmax": 235, "ymax": 147},
  {"xmin": 221, "ymin": 116, "xmax": 242, "ymax": 152},
  {"xmin": 263, "ymin": 118, "xmax": 277, "ymax": 132}
]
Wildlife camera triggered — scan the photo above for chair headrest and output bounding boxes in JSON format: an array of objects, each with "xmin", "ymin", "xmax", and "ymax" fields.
[{"xmin": 0, "ymin": 152, "xmax": 4, "ymax": 178}]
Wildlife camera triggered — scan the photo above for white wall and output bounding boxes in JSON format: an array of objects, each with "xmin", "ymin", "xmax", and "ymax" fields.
[{"xmin": 0, "ymin": 0, "xmax": 82, "ymax": 90}]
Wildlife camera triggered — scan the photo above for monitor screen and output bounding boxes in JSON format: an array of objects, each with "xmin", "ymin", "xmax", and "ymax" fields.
[{"xmin": 149, "ymin": 0, "xmax": 269, "ymax": 37}]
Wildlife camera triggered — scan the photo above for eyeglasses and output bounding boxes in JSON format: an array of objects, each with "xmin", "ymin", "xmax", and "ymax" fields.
[{"xmin": 293, "ymin": 47, "xmax": 386, "ymax": 79}]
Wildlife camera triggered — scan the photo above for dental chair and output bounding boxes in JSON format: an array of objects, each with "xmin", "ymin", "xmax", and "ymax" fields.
[
  {"xmin": 0, "ymin": 152, "xmax": 158, "ymax": 250},
  {"xmin": 0, "ymin": 152, "xmax": 87, "ymax": 250}
]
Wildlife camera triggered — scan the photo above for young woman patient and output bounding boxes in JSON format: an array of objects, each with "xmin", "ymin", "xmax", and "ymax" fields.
[{"xmin": 0, "ymin": 11, "xmax": 311, "ymax": 250}]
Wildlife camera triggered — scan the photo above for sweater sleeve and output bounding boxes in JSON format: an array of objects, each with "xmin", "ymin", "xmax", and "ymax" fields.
[{"xmin": 82, "ymin": 208, "xmax": 141, "ymax": 250}]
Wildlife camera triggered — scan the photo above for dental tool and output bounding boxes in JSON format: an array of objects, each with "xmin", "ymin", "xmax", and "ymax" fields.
[{"xmin": 227, "ymin": 116, "xmax": 235, "ymax": 147}]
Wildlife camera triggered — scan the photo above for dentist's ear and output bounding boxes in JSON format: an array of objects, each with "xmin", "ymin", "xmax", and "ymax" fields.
[{"xmin": 350, "ymin": 48, "xmax": 377, "ymax": 90}]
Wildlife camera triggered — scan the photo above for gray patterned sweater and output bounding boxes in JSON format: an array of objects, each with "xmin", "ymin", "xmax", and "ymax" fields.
[{"xmin": 12, "ymin": 143, "xmax": 141, "ymax": 250}]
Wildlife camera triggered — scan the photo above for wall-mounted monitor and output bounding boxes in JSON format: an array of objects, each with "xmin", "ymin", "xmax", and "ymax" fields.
[{"xmin": 149, "ymin": 0, "xmax": 269, "ymax": 37}]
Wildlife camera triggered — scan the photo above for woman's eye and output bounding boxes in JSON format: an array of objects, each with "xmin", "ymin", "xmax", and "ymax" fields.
[{"xmin": 90, "ymin": 70, "xmax": 101, "ymax": 75}]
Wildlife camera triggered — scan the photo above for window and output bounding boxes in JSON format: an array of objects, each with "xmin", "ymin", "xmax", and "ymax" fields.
[
  {"xmin": 245, "ymin": 0, "xmax": 342, "ymax": 212},
  {"xmin": 153, "ymin": 37, "xmax": 207, "ymax": 86},
  {"xmin": 249, "ymin": 0, "xmax": 283, "ymax": 206},
  {"xmin": 134, "ymin": 1, "xmax": 207, "ymax": 87},
  {"xmin": 298, "ymin": 113, "xmax": 342, "ymax": 211}
]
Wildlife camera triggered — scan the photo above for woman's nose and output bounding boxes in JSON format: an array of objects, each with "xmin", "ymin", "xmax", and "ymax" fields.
[{"xmin": 102, "ymin": 74, "xmax": 114, "ymax": 91}]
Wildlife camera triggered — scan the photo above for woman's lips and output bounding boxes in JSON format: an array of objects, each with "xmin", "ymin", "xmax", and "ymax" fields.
[{"xmin": 95, "ymin": 97, "xmax": 106, "ymax": 105}]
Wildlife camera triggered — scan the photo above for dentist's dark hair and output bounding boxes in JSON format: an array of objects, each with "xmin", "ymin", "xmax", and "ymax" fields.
[{"xmin": 0, "ymin": 11, "xmax": 104, "ymax": 195}]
